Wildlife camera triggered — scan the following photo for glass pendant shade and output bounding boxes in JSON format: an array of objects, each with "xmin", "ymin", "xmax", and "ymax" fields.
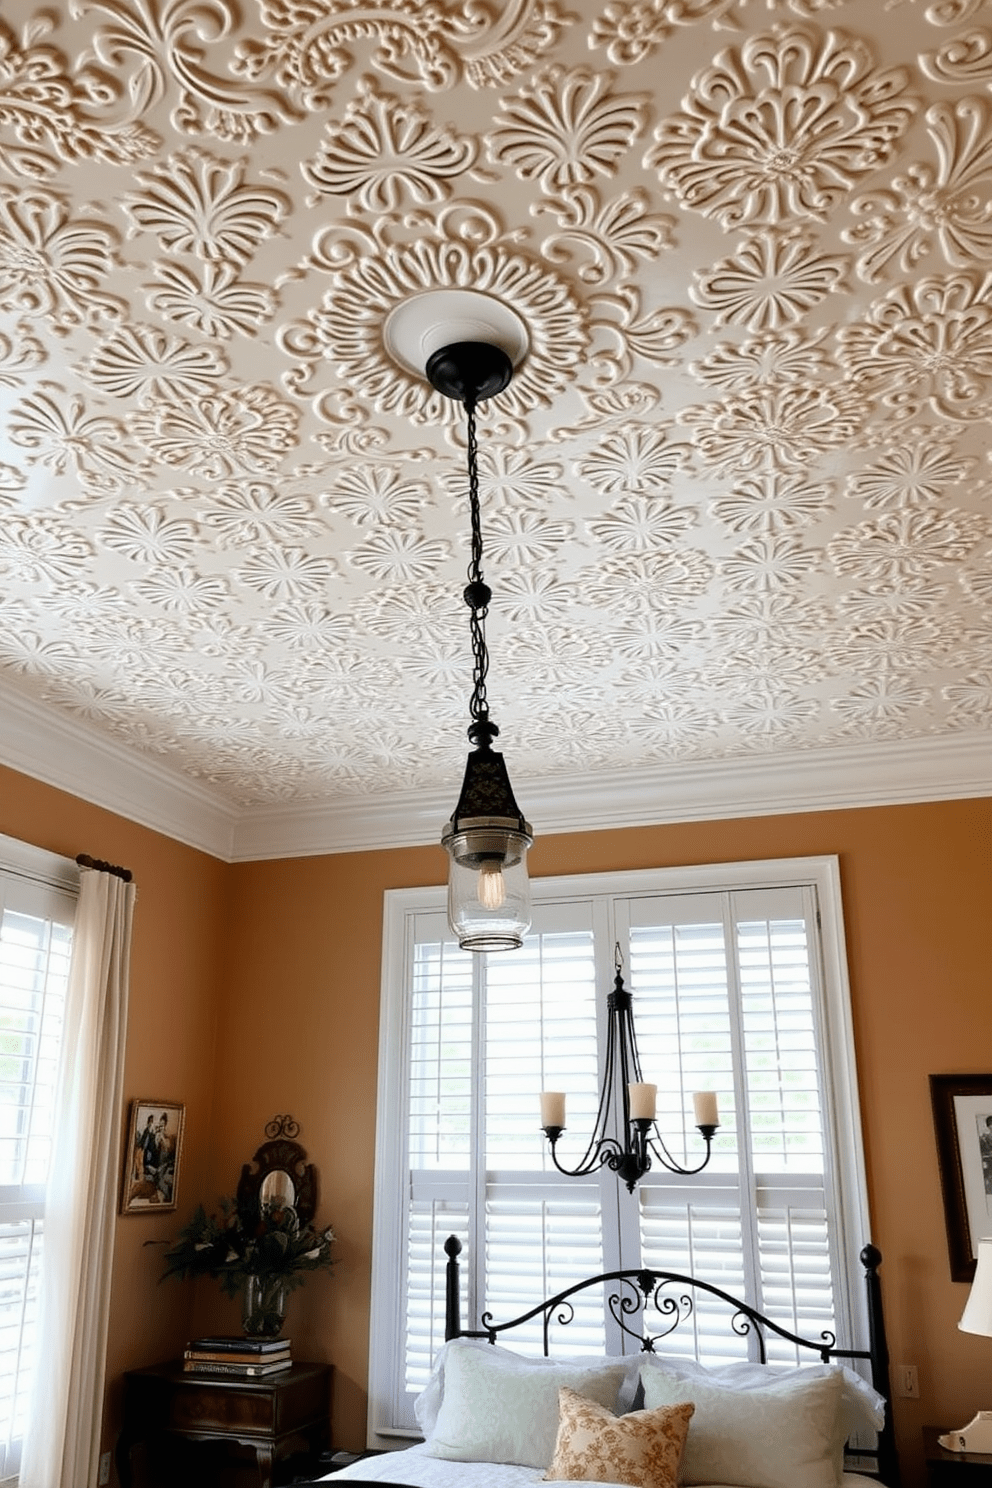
[
  {"xmin": 442, "ymin": 736, "xmax": 533, "ymax": 951},
  {"xmin": 444, "ymin": 836, "xmax": 532, "ymax": 950}
]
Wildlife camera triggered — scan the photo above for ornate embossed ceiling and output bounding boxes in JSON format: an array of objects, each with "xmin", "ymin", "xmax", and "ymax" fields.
[{"xmin": 1, "ymin": 0, "xmax": 991, "ymax": 856}]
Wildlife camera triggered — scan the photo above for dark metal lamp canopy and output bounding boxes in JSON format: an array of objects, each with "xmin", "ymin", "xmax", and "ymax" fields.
[
  {"xmin": 540, "ymin": 948, "xmax": 719, "ymax": 1191},
  {"xmin": 427, "ymin": 340, "xmax": 533, "ymax": 953}
]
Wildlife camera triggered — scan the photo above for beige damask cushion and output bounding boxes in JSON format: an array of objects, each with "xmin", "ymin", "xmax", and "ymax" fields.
[{"xmin": 545, "ymin": 1385, "xmax": 694, "ymax": 1487}]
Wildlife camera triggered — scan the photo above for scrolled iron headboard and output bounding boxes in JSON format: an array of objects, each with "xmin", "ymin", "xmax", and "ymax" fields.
[{"xmin": 441, "ymin": 1234, "xmax": 898, "ymax": 1487}]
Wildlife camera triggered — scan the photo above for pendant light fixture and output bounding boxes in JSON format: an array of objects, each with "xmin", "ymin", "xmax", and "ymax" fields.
[
  {"xmin": 425, "ymin": 338, "xmax": 533, "ymax": 952},
  {"xmin": 540, "ymin": 947, "xmax": 719, "ymax": 1191}
]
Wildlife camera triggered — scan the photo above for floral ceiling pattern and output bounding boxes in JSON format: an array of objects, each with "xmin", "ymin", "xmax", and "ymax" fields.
[{"xmin": 1, "ymin": 0, "xmax": 991, "ymax": 809}]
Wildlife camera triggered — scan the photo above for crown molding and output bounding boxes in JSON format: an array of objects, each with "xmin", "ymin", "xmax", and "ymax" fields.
[
  {"xmin": 0, "ymin": 681, "xmax": 239, "ymax": 860},
  {"xmin": 0, "ymin": 678, "xmax": 988, "ymax": 862},
  {"xmin": 229, "ymin": 731, "xmax": 992, "ymax": 860}
]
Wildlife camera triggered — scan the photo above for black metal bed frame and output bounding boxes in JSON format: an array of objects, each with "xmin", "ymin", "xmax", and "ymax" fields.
[{"xmin": 442, "ymin": 1234, "xmax": 899, "ymax": 1487}]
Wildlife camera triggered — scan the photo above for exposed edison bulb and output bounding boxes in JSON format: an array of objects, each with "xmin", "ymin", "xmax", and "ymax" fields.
[{"xmin": 477, "ymin": 859, "xmax": 506, "ymax": 911}]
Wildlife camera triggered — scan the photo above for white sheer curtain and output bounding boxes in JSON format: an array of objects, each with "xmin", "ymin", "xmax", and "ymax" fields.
[{"xmin": 20, "ymin": 865, "xmax": 135, "ymax": 1488}]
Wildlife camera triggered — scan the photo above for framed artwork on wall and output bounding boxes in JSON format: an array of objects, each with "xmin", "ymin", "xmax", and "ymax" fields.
[
  {"xmin": 121, "ymin": 1098, "xmax": 185, "ymax": 1214},
  {"xmin": 930, "ymin": 1073, "xmax": 992, "ymax": 1282}
]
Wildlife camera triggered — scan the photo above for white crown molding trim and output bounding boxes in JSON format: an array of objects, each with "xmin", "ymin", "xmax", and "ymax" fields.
[
  {"xmin": 229, "ymin": 731, "xmax": 992, "ymax": 861},
  {"xmin": 0, "ymin": 681, "xmax": 239, "ymax": 860},
  {"xmin": 1, "ymin": 676, "xmax": 989, "ymax": 863}
]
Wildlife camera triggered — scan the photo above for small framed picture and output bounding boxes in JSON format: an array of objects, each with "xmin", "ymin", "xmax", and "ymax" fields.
[
  {"xmin": 121, "ymin": 1099, "xmax": 185, "ymax": 1214},
  {"xmin": 930, "ymin": 1074, "xmax": 992, "ymax": 1281}
]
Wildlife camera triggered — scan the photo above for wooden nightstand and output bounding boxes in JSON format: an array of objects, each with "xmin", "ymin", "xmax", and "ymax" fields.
[
  {"xmin": 925, "ymin": 1427, "xmax": 992, "ymax": 1488},
  {"xmin": 116, "ymin": 1360, "xmax": 332, "ymax": 1488}
]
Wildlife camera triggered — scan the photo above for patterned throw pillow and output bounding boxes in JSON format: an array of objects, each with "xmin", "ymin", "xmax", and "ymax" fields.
[{"xmin": 545, "ymin": 1386, "xmax": 695, "ymax": 1487}]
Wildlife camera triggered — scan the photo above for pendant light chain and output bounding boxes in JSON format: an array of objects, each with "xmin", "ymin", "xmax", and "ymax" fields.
[
  {"xmin": 427, "ymin": 334, "xmax": 533, "ymax": 952},
  {"xmin": 464, "ymin": 396, "xmax": 493, "ymax": 736}
]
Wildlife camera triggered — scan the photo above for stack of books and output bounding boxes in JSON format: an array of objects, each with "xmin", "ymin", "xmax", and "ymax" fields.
[{"xmin": 183, "ymin": 1335, "xmax": 292, "ymax": 1377}]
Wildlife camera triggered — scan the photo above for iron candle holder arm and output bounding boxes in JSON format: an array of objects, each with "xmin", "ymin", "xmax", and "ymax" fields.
[
  {"xmin": 645, "ymin": 1121, "xmax": 719, "ymax": 1178},
  {"xmin": 544, "ymin": 1125, "xmax": 627, "ymax": 1178}
]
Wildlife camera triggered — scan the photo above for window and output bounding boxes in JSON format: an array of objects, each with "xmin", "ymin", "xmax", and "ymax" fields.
[
  {"xmin": 0, "ymin": 836, "xmax": 76, "ymax": 1483},
  {"xmin": 368, "ymin": 858, "xmax": 868, "ymax": 1447}
]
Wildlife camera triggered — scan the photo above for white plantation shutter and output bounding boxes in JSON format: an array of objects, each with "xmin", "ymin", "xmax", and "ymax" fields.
[
  {"xmin": 620, "ymin": 885, "xmax": 843, "ymax": 1365},
  {"xmin": 369, "ymin": 860, "xmax": 868, "ymax": 1447},
  {"xmin": 405, "ymin": 1199, "xmax": 469, "ymax": 1397},
  {"xmin": 637, "ymin": 1181, "xmax": 748, "ymax": 1364},
  {"xmin": 404, "ymin": 919, "xmax": 472, "ymax": 1404},
  {"xmin": 484, "ymin": 1187, "xmax": 607, "ymax": 1356},
  {"xmin": 0, "ymin": 845, "xmax": 76, "ymax": 1481},
  {"xmin": 479, "ymin": 908, "xmax": 611, "ymax": 1364},
  {"xmin": 410, "ymin": 935, "xmax": 473, "ymax": 1170}
]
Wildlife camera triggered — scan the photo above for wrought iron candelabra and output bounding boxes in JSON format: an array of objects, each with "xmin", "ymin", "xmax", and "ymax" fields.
[{"xmin": 540, "ymin": 950, "xmax": 719, "ymax": 1193}]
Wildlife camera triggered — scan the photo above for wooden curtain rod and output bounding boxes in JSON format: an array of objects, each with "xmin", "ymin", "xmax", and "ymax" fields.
[{"xmin": 75, "ymin": 853, "xmax": 133, "ymax": 883}]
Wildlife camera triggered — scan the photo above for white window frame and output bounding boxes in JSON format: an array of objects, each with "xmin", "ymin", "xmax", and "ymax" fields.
[
  {"xmin": 0, "ymin": 832, "xmax": 78, "ymax": 1484},
  {"xmin": 368, "ymin": 856, "xmax": 869, "ymax": 1449}
]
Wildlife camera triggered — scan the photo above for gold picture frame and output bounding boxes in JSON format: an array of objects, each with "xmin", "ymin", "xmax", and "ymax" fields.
[{"xmin": 121, "ymin": 1098, "xmax": 185, "ymax": 1214}]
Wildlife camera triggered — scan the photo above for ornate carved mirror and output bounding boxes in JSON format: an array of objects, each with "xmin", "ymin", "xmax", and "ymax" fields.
[{"xmin": 236, "ymin": 1115, "xmax": 317, "ymax": 1225}]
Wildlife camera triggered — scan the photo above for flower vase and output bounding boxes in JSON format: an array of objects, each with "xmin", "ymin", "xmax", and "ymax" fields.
[{"xmin": 242, "ymin": 1275, "xmax": 288, "ymax": 1338}]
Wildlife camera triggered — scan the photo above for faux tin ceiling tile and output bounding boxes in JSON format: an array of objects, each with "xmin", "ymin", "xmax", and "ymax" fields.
[{"xmin": 0, "ymin": 0, "xmax": 990, "ymax": 807}]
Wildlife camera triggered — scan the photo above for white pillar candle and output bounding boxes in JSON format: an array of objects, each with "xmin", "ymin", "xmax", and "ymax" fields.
[
  {"xmin": 540, "ymin": 1091, "xmax": 566, "ymax": 1128},
  {"xmin": 628, "ymin": 1082, "xmax": 657, "ymax": 1120},
  {"xmin": 693, "ymin": 1091, "xmax": 719, "ymax": 1127}
]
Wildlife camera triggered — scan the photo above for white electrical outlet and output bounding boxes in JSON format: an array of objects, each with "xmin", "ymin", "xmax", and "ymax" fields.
[
  {"xmin": 98, "ymin": 1449, "xmax": 111, "ymax": 1485},
  {"xmin": 896, "ymin": 1365, "xmax": 919, "ymax": 1398}
]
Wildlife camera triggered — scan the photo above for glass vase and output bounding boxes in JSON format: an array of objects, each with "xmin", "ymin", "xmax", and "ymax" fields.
[{"xmin": 241, "ymin": 1275, "xmax": 288, "ymax": 1338}]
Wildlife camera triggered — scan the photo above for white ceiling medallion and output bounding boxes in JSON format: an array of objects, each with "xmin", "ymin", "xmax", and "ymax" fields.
[{"xmin": 384, "ymin": 291, "xmax": 530, "ymax": 379}]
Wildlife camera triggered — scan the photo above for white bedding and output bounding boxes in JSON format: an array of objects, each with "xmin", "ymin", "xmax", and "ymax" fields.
[
  {"xmin": 320, "ymin": 1441, "xmax": 882, "ymax": 1488},
  {"xmin": 331, "ymin": 1340, "xmax": 889, "ymax": 1488}
]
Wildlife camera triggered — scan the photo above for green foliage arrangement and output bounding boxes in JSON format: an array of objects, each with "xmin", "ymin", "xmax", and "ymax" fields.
[{"xmin": 162, "ymin": 1196, "xmax": 335, "ymax": 1298}]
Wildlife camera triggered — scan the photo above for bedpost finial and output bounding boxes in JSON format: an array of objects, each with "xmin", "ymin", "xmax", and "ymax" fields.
[
  {"xmin": 445, "ymin": 1234, "xmax": 462, "ymax": 1258},
  {"xmin": 861, "ymin": 1243, "xmax": 882, "ymax": 1272}
]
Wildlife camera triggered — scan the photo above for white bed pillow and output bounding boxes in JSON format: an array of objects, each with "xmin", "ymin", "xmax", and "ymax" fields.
[
  {"xmin": 424, "ymin": 1338, "xmax": 632, "ymax": 1467},
  {"xmin": 641, "ymin": 1364, "xmax": 845, "ymax": 1488},
  {"xmin": 415, "ymin": 1337, "xmax": 642, "ymax": 1439},
  {"xmin": 640, "ymin": 1355, "xmax": 886, "ymax": 1436}
]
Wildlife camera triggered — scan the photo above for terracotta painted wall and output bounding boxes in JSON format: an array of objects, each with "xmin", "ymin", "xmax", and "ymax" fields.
[
  {"xmin": 214, "ymin": 796, "xmax": 992, "ymax": 1488},
  {"xmin": 3, "ymin": 758, "xmax": 990, "ymax": 1488}
]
